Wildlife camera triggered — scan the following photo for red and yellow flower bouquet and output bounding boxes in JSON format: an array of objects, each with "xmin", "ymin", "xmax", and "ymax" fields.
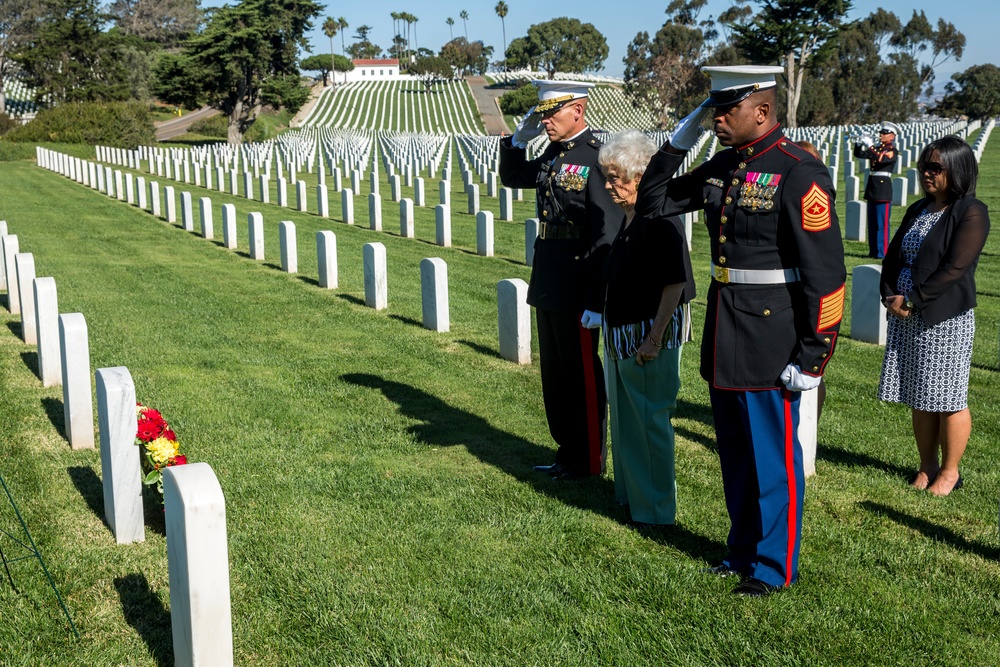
[{"xmin": 135, "ymin": 403, "xmax": 187, "ymax": 494}]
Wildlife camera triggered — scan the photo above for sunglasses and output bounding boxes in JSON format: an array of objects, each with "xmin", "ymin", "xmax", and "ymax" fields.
[{"xmin": 917, "ymin": 161, "xmax": 945, "ymax": 176}]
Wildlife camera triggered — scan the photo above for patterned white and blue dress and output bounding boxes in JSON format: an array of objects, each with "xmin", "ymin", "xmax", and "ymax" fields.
[{"xmin": 878, "ymin": 208, "xmax": 975, "ymax": 411}]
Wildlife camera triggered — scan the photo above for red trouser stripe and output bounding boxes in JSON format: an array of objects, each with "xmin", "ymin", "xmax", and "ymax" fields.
[
  {"xmin": 782, "ymin": 390, "xmax": 797, "ymax": 587},
  {"xmin": 881, "ymin": 202, "xmax": 891, "ymax": 254},
  {"xmin": 578, "ymin": 322, "xmax": 602, "ymax": 475}
]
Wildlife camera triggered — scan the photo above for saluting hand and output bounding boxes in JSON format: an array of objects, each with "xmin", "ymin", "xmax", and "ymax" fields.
[{"xmin": 512, "ymin": 108, "xmax": 543, "ymax": 148}]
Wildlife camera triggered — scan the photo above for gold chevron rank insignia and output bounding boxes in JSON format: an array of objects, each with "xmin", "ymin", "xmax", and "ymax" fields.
[
  {"xmin": 801, "ymin": 183, "xmax": 831, "ymax": 232},
  {"xmin": 818, "ymin": 284, "xmax": 845, "ymax": 331}
]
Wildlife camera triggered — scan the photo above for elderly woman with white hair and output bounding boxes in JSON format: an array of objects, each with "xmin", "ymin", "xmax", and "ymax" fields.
[{"xmin": 599, "ymin": 130, "xmax": 696, "ymax": 526}]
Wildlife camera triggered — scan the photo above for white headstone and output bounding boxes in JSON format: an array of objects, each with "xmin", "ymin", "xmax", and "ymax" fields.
[
  {"xmin": 845, "ymin": 201, "xmax": 867, "ymax": 242},
  {"xmin": 476, "ymin": 211, "xmax": 494, "ymax": 257},
  {"xmin": 258, "ymin": 175, "xmax": 270, "ymax": 203},
  {"xmin": 163, "ymin": 463, "xmax": 234, "ymax": 667},
  {"xmin": 296, "ymin": 180, "xmax": 308, "ymax": 212},
  {"xmin": 363, "ymin": 242, "xmax": 387, "ymax": 310},
  {"xmin": 500, "ymin": 187, "xmax": 513, "ymax": 221},
  {"xmin": 34, "ymin": 277, "xmax": 61, "ymax": 386},
  {"xmin": 199, "ymin": 197, "xmax": 214, "ymax": 239},
  {"xmin": 369, "ymin": 194, "xmax": 383, "ymax": 231},
  {"xmin": 421, "ymin": 258, "xmax": 449, "ymax": 332},
  {"xmin": 14, "ymin": 253, "xmax": 36, "ymax": 343},
  {"xmin": 414, "ymin": 177, "xmax": 426, "ymax": 207},
  {"xmin": 181, "ymin": 192, "xmax": 194, "ymax": 231},
  {"xmin": 277, "ymin": 177, "xmax": 288, "ymax": 207},
  {"xmin": 467, "ymin": 183, "xmax": 480, "ymax": 215},
  {"xmin": 96, "ymin": 366, "xmax": 144, "ymax": 545},
  {"xmin": 498, "ymin": 279, "xmax": 531, "ymax": 364},
  {"xmin": 317, "ymin": 184, "xmax": 330, "ymax": 218},
  {"xmin": 59, "ymin": 313, "xmax": 94, "ymax": 449},
  {"xmin": 439, "ymin": 180, "xmax": 450, "ymax": 207},
  {"xmin": 525, "ymin": 218, "xmax": 539, "ymax": 267},
  {"xmin": 851, "ymin": 264, "xmax": 887, "ymax": 345},
  {"xmin": 892, "ymin": 177, "xmax": 907, "ymax": 207},
  {"xmin": 0, "ymin": 222, "xmax": 6, "ymax": 290},
  {"xmin": 137, "ymin": 177, "xmax": 147, "ymax": 210},
  {"xmin": 164, "ymin": 186, "xmax": 177, "ymax": 223},
  {"xmin": 435, "ymin": 204, "xmax": 451, "ymax": 247},
  {"xmin": 399, "ymin": 199, "xmax": 414, "ymax": 237},
  {"xmin": 248, "ymin": 212, "xmax": 265, "ymax": 260},
  {"xmin": 390, "ymin": 174, "xmax": 401, "ymax": 202},
  {"xmin": 243, "ymin": 172, "xmax": 254, "ymax": 200},
  {"xmin": 317, "ymin": 231, "xmax": 338, "ymax": 289},
  {"xmin": 341, "ymin": 188, "xmax": 354, "ymax": 224},
  {"xmin": 279, "ymin": 221, "xmax": 297, "ymax": 273},
  {"xmin": 2, "ymin": 234, "xmax": 21, "ymax": 314},
  {"xmin": 221, "ymin": 204, "xmax": 237, "ymax": 249}
]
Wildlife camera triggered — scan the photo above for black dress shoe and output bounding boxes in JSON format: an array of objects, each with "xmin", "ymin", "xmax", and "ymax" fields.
[
  {"xmin": 700, "ymin": 564, "xmax": 741, "ymax": 578},
  {"xmin": 733, "ymin": 578, "xmax": 781, "ymax": 597},
  {"xmin": 533, "ymin": 462, "xmax": 563, "ymax": 475}
]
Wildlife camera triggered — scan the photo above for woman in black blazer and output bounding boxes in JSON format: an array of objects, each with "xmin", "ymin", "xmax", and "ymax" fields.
[{"xmin": 877, "ymin": 135, "xmax": 990, "ymax": 496}]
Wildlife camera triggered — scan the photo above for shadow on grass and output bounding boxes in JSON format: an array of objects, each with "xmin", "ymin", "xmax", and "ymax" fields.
[
  {"xmin": 859, "ymin": 500, "xmax": 997, "ymax": 561},
  {"xmin": 389, "ymin": 314, "xmax": 423, "ymax": 329},
  {"xmin": 42, "ymin": 397, "xmax": 65, "ymax": 439},
  {"xmin": 337, "ymin": 294, "xmax": 366, "ymax": 307},
  {"xmin": 298, "ymin": 275, "xmax": 320, "ymax": 288},
  {"xmin": 6, "ymin": 321, "xmax": 21, "ymax": 338},
  {"xmin": 67, "ymin": 467, "xmax": 105, "ymax": 526},
  {"xmin": 972, "ymin": 362, "xmax": 998, "ymax": 372},
  {"xmin": 677, "ymin": 399, "xmax": 715, "ymax": 430},
  {"xmin": 20, "ymin": 351, "xmax": 38, "ymax": 376},
  {"xmin": 674, "ymin": 425, "xmax": 716, "ymax": 452},
  {"xmin": 457, "ymin": 339, "xmax": 503, "ymax": 360},
  {"xmin": 342, "ymin": 373, "xmax": 726, "ymax": 561},
  {"xmin": 817, "ymin": 443, "xmax": 911, "ymax": 479},
  {"xmin": 263, "ymin": 262, "xmax": 283, "ymax": 272},
  {"xmin": 114, "ymin": 573, "xmax": 173, "ymax": 667}
]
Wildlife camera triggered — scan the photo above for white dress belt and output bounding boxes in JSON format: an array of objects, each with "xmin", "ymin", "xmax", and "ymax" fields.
[
  {"xmin": 712, "ymin": 265, "xmax": 801, "ymax": 284},
  {"xmin": 871, "ymin": 170, "xmax": 892, "ymax": 176}
]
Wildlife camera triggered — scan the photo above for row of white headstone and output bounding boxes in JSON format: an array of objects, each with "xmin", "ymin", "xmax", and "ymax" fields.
[{"xmin": 1, "ymin": 215, "xmax": 234, "ymax": 666}]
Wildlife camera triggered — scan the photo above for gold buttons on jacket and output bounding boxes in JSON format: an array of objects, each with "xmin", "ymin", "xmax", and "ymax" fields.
[
  {"xmin": 720, "ymin": 215, "xmax": 728, "ymax": 223},
  {"xmin": 542, "ymin": 210, "xmax": 548, "ymax": 216},
  {"xmin": 822, "ymin": 353, "xmax": 828, "ymax": 358},
  {"xmin": 725, "ymin": 196, "xmax": 733, "ymax": 204},
  {"xmin": 747, "ymin": 146, "xmax": 754, "ymax": 155},
  {"xmin": 732, "ymin": 178, "xmax": 739, "ymax": 186},
  {"xmin": 812, "ymin": 365, "xmax": 819, "ymax": 372},
  {"xmin": 718, "ymin": 256, "xmax": 727, "ymax": 264},
  {"xmin": 738, "ymin": 162, "xmax": 747, "ymax": 169},
  {"xmin": 824, "ymin": 337, "xmax": 831, "ymax": 344},
  {"xmin": 559, "ymin": 152, "xmax": 565, "ymax": 157},
  {"xmin": 763, "ymin": 309, "xmax": 771, "ymax": 316},
  {"xmin": 719, "ymin": 235, "xmax": 727, "ymax": 243}
]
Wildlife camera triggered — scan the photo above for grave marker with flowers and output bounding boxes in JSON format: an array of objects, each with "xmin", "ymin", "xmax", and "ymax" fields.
[{"xmin": 135, "ymin": 403, "xmax": 187, "ymax": 497}]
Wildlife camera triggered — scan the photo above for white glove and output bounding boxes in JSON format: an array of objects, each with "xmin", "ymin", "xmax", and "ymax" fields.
[
  {"xmin": 580, "ymin": 310, "xmax": 603, "ymax": 329},
  {"xmin": 857, "ymin": 135, "xmax": 874, "ymax": 149},
  {"xmin": 780, "ymin": 364, "xmax": 823, "ymax": 392},
  {"xmin": 512, "ymin": 108, "xmax": 543, "ymax": 148},
  {"xmin": 668, "ymin": 101, "xmax": 712, "ymax": 151}
]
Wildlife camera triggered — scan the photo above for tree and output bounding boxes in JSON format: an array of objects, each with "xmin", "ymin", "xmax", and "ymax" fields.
[
  {"xmin": 347, "ymin": 24, "xmax": 380, "ymax": 60},
  {"xmin": 15, "ymin": 0, "xmax": 135, "ymax": 105},
  {"xmin": 729, "ymin": 0, "xmax": 851, "ymax": 128},
  {"xmin": 409, "ymin": 56, "xmax": 453, "ymax": 92},
  {"xmin": 301, "ymin": 53, "xmax": 352, "ymax": 86},
  {"xmin": 459, "ymin": 10, "xmax": 468, "ymax": 40},
  {"xmin": 439, "ymin": 37, "xmax": 493, "ymax": 76},
  {"xmin": 446, "ymin": 17, "xmax": 454, "ymax": 40},
  {"xmin": 0, "ymin": 0, "xmax": 43, "ymax": 114},
  {"xmin": 107, "ymin": 0, "xmax": 200, "ymax": 46},
  {"xmin": 890, "ymin": 11, "xmax": 965, "ymax": 95},
  {"xmin": 337, "ymin": 16, "xmax": 348, "ymax": 83},
  {"xmin": 151, "ymin": 0, "xmax": 320, "ymax": 144},
  {"xmin": 322, "ymin": 17, "xmax": 339, "ymax": 87},
  {"xmin": 495, "ymin": 1, "xmax": 508, "ymax": 71},
  {"xmin": 624, "ymin": 0, "xmax": 721, "ymax": 128},
  {"xmin": 933, "ymin": 64, "xmax": 1000, "ymax": 119},
  {"xmin": 505, "ymin": 18, "xmax": 608, "ymax": 79}
]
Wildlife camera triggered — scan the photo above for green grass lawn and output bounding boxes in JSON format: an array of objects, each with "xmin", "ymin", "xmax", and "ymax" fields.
[{"xmin": 1, "ymin": 133, "xmax": 999, "ymax": 666}]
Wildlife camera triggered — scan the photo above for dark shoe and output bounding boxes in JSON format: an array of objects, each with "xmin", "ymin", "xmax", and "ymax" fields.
[
  {"xmin": 701, "ymin": 564, "xmax": 742, "ymax": 578},
  {"xmin": 533, "ymin": 462, "xmax": 564, "ymax": 475},
  {"xmin": 733, "ymin": 578, "xmax": 781, "ymax": 597}
]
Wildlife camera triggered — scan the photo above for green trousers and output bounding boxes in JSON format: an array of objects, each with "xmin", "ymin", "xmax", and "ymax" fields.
[{"xmin": 608, "ymin": 345, "xmax": 682, "ymax": 525}]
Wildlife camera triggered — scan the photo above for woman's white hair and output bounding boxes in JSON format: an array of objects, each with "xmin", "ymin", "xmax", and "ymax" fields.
[{"xmin": 597, "ymin": 129, "xmax": 658, "ymax": 183}]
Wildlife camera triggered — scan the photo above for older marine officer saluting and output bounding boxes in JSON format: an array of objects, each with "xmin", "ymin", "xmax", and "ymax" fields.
[
  {"xmin": 635, "ymin": 66, "xmax": 847, "ymax": 596},
  {"xmin": 499, "ymin": 80, "xmax": 621, "ymax": 480}
]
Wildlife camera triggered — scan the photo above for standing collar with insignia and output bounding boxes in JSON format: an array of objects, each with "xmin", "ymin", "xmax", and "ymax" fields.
[
  {"xmin": 735, "ymin": 124, "xmax": 784, "ymax": 161},
  {"xmin": 558, "ymin": 127, "xmax": 593, "ymax": 151}
]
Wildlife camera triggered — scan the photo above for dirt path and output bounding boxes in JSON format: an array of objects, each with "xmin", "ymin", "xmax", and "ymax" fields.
[
  {"xmin": 154, "ymin": 106, "xmax": 220, "ymax": 141},
  {"xmin": 465, "ymin": 76, "xmax": 510, "ymax": 136}
]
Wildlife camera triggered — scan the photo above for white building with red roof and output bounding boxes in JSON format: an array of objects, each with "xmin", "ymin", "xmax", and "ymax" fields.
[{"xmin": 344, "ymin": 58, "xmax": 401, "ymax": 83}]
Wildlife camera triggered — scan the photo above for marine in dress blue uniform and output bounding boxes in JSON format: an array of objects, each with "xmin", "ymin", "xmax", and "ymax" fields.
[
  {"xmin": 854, "ymin": 121, "xmax": 900, "ymax": 258},
  {"xmin": 498, "ymin": 81, "xmax": 622, "ymax": 479},
  {"xmin": 635, "ymin": 66, "xmax": 847, "ymax": 596}
]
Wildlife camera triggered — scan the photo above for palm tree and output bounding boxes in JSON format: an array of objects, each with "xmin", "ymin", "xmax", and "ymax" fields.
[
  {"xmin": 322, "ymin": 17, "xmax": 339, "ymax": 88},
  {"xmin": 494, "ymin": 1, "xmax": 508, "ymax": 72},
  {"xmin": 337, "ymin": 17, "xmax": 349, "ymax": 84},
  {"xmin": 459, "ymin": 10, "xmax": 469, "ymax": 40},
  {"xmin": 390, "ymin": 12, "xmax": 400, "ymax": 61},
  {"xmin": 412, "ymin": 15, "xmax": 419, "ymax": 54},
  {"xmin": 446, "ymin": 17, "xmax": 454, "ymax": 40}
]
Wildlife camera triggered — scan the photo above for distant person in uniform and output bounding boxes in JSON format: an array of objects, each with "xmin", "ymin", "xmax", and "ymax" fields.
[
  {"xmin": 498, "ymin": 80, "xmax": 621, "ymax": 480},
  {"xmin": 636, "ymin": 66, "xmax": 847, "ymax": 596},
  {"xmin": 855, "ymin": 121, "xmax": 900, "ymax": 258}
]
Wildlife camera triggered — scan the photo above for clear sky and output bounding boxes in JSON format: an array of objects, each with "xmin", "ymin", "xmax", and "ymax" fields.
[{"xmin": 206, "ymin": 0, "xmax": 996, "ymax": 93}]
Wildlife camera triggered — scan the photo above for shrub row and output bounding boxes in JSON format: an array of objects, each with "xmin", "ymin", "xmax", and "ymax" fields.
[{"xmin": 5, "ymin": 102, "xmax": 155, "ymax": 149}]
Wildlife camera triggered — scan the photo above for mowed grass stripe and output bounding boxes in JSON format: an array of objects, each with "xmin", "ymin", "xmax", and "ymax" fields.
[{"xmin": 1, "ymin": 137, "xmax": 999, "ymax": 664}]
